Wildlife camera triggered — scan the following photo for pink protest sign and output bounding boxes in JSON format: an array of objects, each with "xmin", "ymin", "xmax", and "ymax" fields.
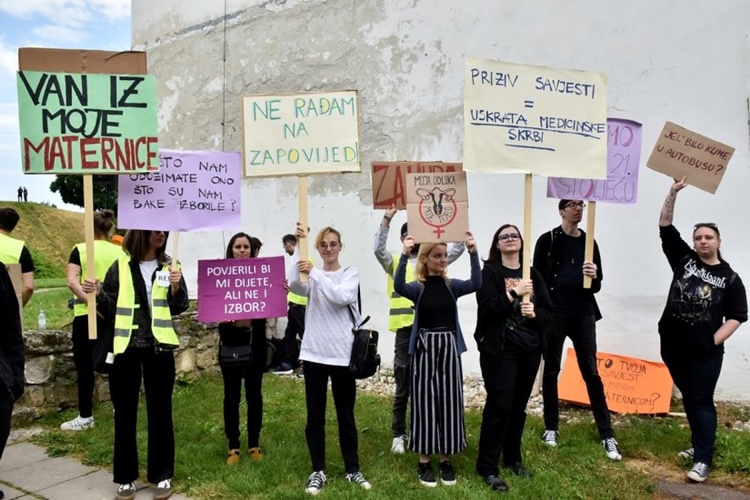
[
  {"xmin": 547, "ymin": 118, "xmax": 642, "ymax": 204},
  {"xmin": 117, "ymin": 149, "xmax": 241, "ymax": 231},
  {"xmin": 197, "ymin": 256, "xmax": 287, "ymax": 322}
]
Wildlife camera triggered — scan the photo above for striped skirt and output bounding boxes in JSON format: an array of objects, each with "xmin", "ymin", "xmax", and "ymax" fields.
[{"xmin": 408, "ymin": 329, "xmax": 466, "ymax": 455}]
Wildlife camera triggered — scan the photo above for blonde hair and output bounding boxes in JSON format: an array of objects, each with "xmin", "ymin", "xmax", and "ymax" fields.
[
  {"xmin": 314, "ymin": 226, "xmax": 342, "ymax": 248},
  {"xmin": 415, "ymin": 242, "xmax": 448, "ymax": 282}
]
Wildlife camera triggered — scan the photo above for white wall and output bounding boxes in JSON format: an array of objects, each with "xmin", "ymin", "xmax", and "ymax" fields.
[{"xmin": 132, "ymin": 0, "xmax": 750, "ymax": 400}]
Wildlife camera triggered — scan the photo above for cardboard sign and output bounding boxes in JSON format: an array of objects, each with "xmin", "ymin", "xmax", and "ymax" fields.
[
  {"xmin": 197, "ymin": 256, "xmax": 287, "ymax": 323},
  {"xmin": 372, "ymin": 161, "xmax": 463, "ymax": 209},
  {"xmin": 547, "ymin": 118, "xmax": 642, "ymax": 204},
  {"xmin": 559, "ymin": 347, "xmax": 673, "ymax": 414},
  {"xmin": 406, "ymin": 171, "xmax": 469, "ymax": 243},
  {"xmin": 242, "ymin": 90, "xmax": 360, "ymax": 177},
  {"xmin": 464, "ymin": 57, "xmax": 607, "ymax": 178},
  {"xmin": 17, "ymin": 48, "xmax": 158, "ymax": 174},
  {"xmin": 6, "ymin": 264, "xmax": 23, "ymax": 327},
  {"xmin": 646, "ymin": 121, "xmax": 734, "ymax": 194},
  {"xmin": 118, "ymin": 149, "xmax": 241, "ymax": 232}
]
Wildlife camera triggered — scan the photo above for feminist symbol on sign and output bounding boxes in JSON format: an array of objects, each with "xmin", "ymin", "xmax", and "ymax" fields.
[{"xmin": 416, "ymin": 187, "xmax": 458, "ymax": 238}]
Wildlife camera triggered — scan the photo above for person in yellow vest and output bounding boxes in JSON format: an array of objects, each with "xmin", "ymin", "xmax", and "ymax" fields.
[
  {"xmin": 373, "ymin": 206, "xmax": 465, "ymax": 454},
  {"xmin": 81, "ymin": 229, "xmax": 188, "ymax": 500},
  {"xmin": 61, "ymin": 209, "xmax": 124, "ymax": 432},
  {"xmin": 276, "ymin": 234, "xmax": 307, "ymax": 375},
  {"xmin": 0, "ymin": 207, "xmax": 34, "ymax": 306}
]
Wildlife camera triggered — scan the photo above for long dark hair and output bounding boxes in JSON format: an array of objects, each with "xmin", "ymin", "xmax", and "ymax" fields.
[
  {"xmin": 485, "ymin": 224, "xmax": 523, "ymax": 265},
  {"xmin": 123, "ymin": 230, "xmax": 169, "ymax": 263},
  {"xmin": 226, "ymin": 232, "xmax": 252, "ymax": 259}
]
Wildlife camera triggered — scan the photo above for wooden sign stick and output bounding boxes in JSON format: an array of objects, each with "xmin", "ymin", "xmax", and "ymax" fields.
[
  {"xmin": 171, "ymin": 232, "xmax": 180, "ymax": 272},
  {"xmin": 83, "ymin": 175, "xmax": 98, "ymax": 340},
  {"xmin": 522, "ymin": 173, "xmax": 532, "ymax": 303},
  {"xmin": 298, "ymin": 175, "xmax": 309, "ymax": 282},
  {"xmin": 583, "ymin": 201, "xmax": 597, "ymax": 289}
]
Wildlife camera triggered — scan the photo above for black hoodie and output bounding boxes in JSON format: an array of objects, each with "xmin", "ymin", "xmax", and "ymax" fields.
[{"xmin": 658, "ymin": 225, "xmax": 748, "ymax": 355}]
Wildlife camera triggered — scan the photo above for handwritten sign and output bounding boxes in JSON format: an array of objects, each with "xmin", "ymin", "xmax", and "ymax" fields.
[
  {"xmin": 372, "ymin": 162, "xmax": 463, "ymax": 209},
  {"xmin": 547, "ymin": 118, "xmax": 642, "ymax": 203},
  {"xmin": 464, "ymin": 58, "xmax": 607, "ymax": 178},
  {"xmin": 17, "ymin": 71, "xmax": 158, "ymax": 174},
  {"xmin": 197, "ymin": 256, "xmax": 287, "ymax": 323},
  {"xmin": 242, "ymin": 91, "xmax": 360, "ymax": 177},
  {"xmin": 406, "ymin": 171, "xmax": 469, "ymax": 243},
  {"xmin": 646, "ymin": 121, "xmax": 734, "ymax": 194},
  {"xmin": 559, "ymin": 348, "xmax": 673, "ymax": 414},
  {"xmin": 117, "ymin": 150, "xmax": 241, "ymax": 231}
]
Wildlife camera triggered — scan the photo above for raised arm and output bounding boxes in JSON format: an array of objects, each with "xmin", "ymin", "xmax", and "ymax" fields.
[
  {"xmin": 374, "ymin": 206, "xmax": 398, "ymax": 275},
  {"xmin": 659, "ymin": 177, "xmax": 688, "ymax": 227}
]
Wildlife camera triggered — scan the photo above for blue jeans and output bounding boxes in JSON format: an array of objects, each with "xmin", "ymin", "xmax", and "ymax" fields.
[
  {"xmin": 661, "ymin": 345, "xmax": 722, "ymax": 466},
  {"xmin": 542, "ymin": 315, "xmax": 614, "ymax": 439}
]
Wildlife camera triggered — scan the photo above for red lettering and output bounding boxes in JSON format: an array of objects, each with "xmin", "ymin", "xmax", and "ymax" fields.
[
  {"xmin": 145, "ymin": 136, "xmax": 158, "ymax": 168},
  {"xmin": 23, "ymin": 137, "xmax": 48, "ymax": 171},
  {"xmin": 48, "ymin": 136, "xmax": 66, "ymax": 171},
  {"xmin": 80, "ymin": 137, "xmax": 100, "ymax": 169},
  {"xmin": 101, "ymin": 138, "xmax": 116, "ymax": 170}
]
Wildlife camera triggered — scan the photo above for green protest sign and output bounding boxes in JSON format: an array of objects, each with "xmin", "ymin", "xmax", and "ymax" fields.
[{"xmin": 17, "ymin": 70, "xmax": 159, "ymax": 174}]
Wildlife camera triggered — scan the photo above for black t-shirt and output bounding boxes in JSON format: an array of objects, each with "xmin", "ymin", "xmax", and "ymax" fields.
[
  {"xmin": 69, "ymin": 247, "xmax": 81, "ymax": 266},
  {"xmin": 658, "ymin": 225, "xmax": 748, "ymax": 355},
  {"xmin": 417, "ymin": 276, "xmax": 456, "ymax": 330},
  {"xmin": 19, "ymin": 246, "xmax": 34, "ymax": 273},
  {"xmin": 549, "ymin": 232, "xmax": 594, "ymax": 317}
]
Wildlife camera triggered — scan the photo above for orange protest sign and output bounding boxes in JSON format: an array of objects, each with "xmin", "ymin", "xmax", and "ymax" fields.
[{"xmin": 558, "ymin": 348, "xmax": 673, "ymax": 414}]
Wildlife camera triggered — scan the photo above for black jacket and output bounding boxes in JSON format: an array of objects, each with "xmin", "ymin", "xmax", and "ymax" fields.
[
  {"xmin": 0, "ymin": 265, "xmax": 24, "ymax": 400},
  {"xmin": 533, "ymin": 225, "xmax": 603, "ymax": 320},
  {"xmin": 98, "ymin": 255, "xmax": 189, "ymax": 348},
  {"xmin": 474, "ymin": 261, "xmax": 552, "ymax": 356}
]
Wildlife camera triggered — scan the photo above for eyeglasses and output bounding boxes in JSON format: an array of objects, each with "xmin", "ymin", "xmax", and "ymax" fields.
[
  {"xmin": 498, "ymin": 233, "xmax": 521, "ymax": 242},
  {"xmin": 563, "ymin": 201, "xmax": 586, "ymax": 209},
  {"xmin": 318, "ymin": 242, "xmax": 340, "ymax": 250}
]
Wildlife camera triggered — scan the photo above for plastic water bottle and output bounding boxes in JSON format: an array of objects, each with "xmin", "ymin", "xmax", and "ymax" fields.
[{"xmin": 37, "ymin": 310, "xmax": 46, "ymax": 331}]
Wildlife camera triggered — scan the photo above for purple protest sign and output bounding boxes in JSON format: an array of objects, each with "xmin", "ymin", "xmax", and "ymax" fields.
[
  {"xmin": 547, "ymin": 118, "xmax": 642, "ymax": 204},
  {"xmin": 117, "ymin": 149, "xmax": 241, "ymax": 231},
  {"xmin": 197, "ymin": 256, "xmax": 287, "ymax": 323}
]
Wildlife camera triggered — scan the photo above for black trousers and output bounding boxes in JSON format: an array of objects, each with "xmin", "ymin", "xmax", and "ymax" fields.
[
  {"xmin": 72, "ymin": 316, "xmax": 96, "ymax": 418},
  {"xmin": 661, "ymin": 344, "xmax": 723, "ymax": 466},
  {"xmin": 303, "ymin": 361, "xmax": 359, "ymax": 473},
  {"xmin": 109, "ymin": 346, "xmax": 175, "ymax": 484},
  {"xmin": 476, "ymin": 348, "xmax": 541, "ymax": 476},
  {"xmin": 221, "ymin": 362, "xmax": 264, "ymax": 450},
  {"xmin": 281, "ymin": 304, "xmax": 306, "ymax": 367},
  {"xmin": 542, "ymin": 315, "xmax": 614, "ymax": 439},
  {"xmin": 0, "ymin": 389, "xmax": 13, "ymax": 460},
  {"xmin": 392, "ymin": 326, "xmax": 411, "ymax": 438}
]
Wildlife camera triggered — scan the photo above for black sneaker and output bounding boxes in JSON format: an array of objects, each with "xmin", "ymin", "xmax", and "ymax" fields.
[
  {"xmin": 418, "ymin": 462, "xmax": 437, "ymax": 487},
  {"xmin": 483, "ymin": 474, "xmax": 509, "ymax": 492},
  {"xmin": 305, "ymin": 470, "xmax": 326, "ymax": 495},
  {"xmin": 439, "ymin": 460, "xmax": 456, "ymax": 486},
  {"xmin": 687, "ymin": 462, "xmax": 710, "ymax": 483},
  {"xmin": 508, "ymin": 462, "xmax": 532, "ymax": 478}
]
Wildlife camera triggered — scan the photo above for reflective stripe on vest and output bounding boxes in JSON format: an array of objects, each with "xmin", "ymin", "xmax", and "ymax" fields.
[
  {"xmin": 0, "ymin": 234, "xmax": 24, "ymax": 265},
  {"xmin": 74, "ymin": 241, "xmax": 125, "ymax": 317},
  {"xmin": 113, "ymin": 257, "xmax": 179, "ymax": 355},
  {"xmin": 288, "ymin": 291, "xmax": 308, "ymax": 306},
  {"xmin": 387, "ymin": 252, "xmax": 415, "ymax": 331}
]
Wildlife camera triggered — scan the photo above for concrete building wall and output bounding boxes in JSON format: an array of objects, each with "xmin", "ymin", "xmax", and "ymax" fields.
[{"xmin": 131, "ymin": 0, "xmax": 750, "ymax": 400}]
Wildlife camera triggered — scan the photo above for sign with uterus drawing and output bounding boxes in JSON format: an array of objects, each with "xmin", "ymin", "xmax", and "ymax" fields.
[{"xmin": 405, "ymin": 171, "xmax": 469, "ymax": 243}]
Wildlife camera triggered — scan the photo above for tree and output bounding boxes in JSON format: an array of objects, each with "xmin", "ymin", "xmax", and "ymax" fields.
[{"xmin": 49, "ymin": 175, "xmax": 118, "ymax": 211}]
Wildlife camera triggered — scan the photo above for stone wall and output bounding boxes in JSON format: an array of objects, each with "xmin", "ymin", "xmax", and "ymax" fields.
[{"xmin": 14, "ymin": 312, "xmax": 278, "ymax": 420}]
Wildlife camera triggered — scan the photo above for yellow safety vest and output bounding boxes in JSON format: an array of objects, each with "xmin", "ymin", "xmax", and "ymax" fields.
[
  {"xmin": 387, "ymin": 252, "xmax": 415, "ymax": 331},
  {"xmin": 73, "ymin": 241, "xmax": 125, "ymax": 317},
  {"xmin": 113, "ymin": 257, "xmax": 180, "ymax": 355},
  {"xmin": 287, "ymin": 255, "xmax": 312, "ymax": 306},
  {"xmin": 0, "ymin": 234, "xmax": 24, "ymax": 265}
]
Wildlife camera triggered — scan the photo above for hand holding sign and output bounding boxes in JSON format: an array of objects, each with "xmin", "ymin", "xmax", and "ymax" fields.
[
  {"xmin": 465, "ymin": 231, "xmax": 477, "ymax": 253},
  {"xmin": 402, "ymin": 235, "xmax": 415, "ymax": 256}
]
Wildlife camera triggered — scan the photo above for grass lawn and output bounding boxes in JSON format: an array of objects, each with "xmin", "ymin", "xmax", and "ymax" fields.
[
  {"xmin": 36, "ymin": 277, "xmax": 68, "ymax": 289},
  {"xmin": 23, "ymin": 288, "xmax": 73, "ymax": 331},
  {"xmin": 31, "ymin": 373, "xmax": 750, "ymax": 499}
]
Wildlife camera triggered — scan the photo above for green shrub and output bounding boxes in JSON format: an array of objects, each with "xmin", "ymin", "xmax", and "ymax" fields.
[{"xmin": 29, "ymin": 247, "xmax": 65, "ymax": 279}]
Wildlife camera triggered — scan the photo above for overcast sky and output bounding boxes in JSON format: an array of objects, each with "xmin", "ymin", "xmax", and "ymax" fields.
[{"xmin": 0, "ymin": 0, "xmax": 130, "ymax": 210}]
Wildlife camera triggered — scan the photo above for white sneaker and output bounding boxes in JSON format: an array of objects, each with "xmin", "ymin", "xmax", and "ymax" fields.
[
  {"xmin": 687, "ymin": 462, "xmax": 710, "ymax": 482},
  {"xmin": 345, "ymin": 471, "xmax": 372, "ymax": 490},
  {"xmin": 541, "ymin": 430, "xmax": 558, "ymax": 447},
  {"xmin": 602, "ymin": 437, "xmax": 622, "ymax": 461},
  {"xmin": 60, "ymin": 415, "xmax": 94, "ymax": 431},
  {"xmin": 305, "ymin": 470, "xmax": 326, "ymax": 495},
  {"xmin": 391, "ymin": 435, "xmax": 406, "ymax": 454}
]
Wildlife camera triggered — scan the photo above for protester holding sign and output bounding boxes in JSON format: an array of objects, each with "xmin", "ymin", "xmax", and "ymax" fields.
[
  {"xmin": 62, "ymin": 210, "xmax": 124, "ymax": 432},
  {"xmin": 0, "ymin": 208, "xmax": 34, "ymax": 306},
  {"xmin": 220, "ymin": 232, "xmax": 268, "ymax": 465},
  {"xmin": 533, "ymin": 200, "xmax": 621, "ymax": 461},
  {"xmin": 288, "ymin": 224, "xmax": 372, "ymax": 495},
  {"xmin": 657, "ymin": 177, "xmax": 748, "ymax": 483},
  {"xmin": 394, "ymin": 232, "xmax": 480, "ymax": 487},
  {"xmin": 82, "ymin": 230, "xmax": 188, "ymax": 500},
  {"xmin": 474, "ymin": 224, "xmax": 552, "ymax": 492},
  {"xmin": 374, "ymin": 206, "xmax": 465, "ymax": 455}
]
